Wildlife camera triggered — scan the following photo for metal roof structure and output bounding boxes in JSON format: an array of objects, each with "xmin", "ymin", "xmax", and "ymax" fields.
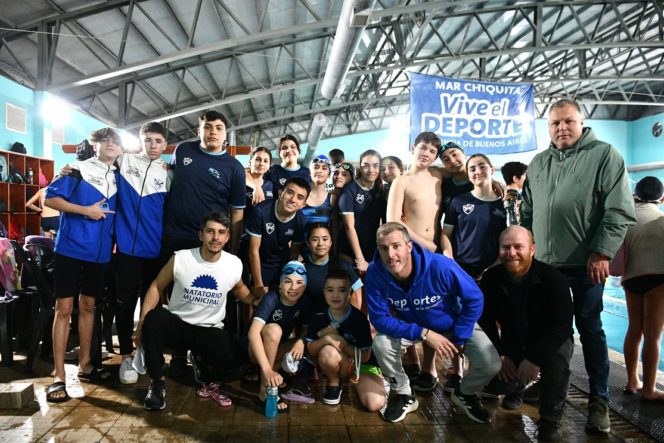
[{"xmin": 0, "ymin": 0, "xmax": 662, "ymax": 155}]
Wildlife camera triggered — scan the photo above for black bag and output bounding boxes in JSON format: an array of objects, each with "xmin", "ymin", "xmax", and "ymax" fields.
[
  {"xmin": 10, "ymin": 142, "xmax": 26, "ymax": 154},
  {"xmin": 8, "ymin": 162, "xmax": 25, "ymax": 184},
  {"xmin": 76, "ymin": 139, "xmax": 95, "ymax": 161}
]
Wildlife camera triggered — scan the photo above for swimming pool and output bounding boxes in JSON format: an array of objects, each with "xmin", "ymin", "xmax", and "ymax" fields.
[{"xmin": 602, "ymin": 276, "xmax": 664, "ymax": 372}]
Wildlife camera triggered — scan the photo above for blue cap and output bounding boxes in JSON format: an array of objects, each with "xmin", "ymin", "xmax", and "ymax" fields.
[
  {"xmin": 310, "ymin": 154, "xmax": 331, "ymax": 168},
  {"xmin": 280, "ymin": 260, "xmax": 307, "ymax": 285}
]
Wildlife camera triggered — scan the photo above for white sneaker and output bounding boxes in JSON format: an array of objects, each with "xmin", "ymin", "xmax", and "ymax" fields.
[{"xmin": 119, "ymin": 357, "xmax": 139, "ymax": 384}]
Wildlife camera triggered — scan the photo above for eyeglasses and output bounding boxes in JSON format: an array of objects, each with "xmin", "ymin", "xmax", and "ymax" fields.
[{"xmin": 283, "ymin": 266, "xmax": 307, "ymax": 275}]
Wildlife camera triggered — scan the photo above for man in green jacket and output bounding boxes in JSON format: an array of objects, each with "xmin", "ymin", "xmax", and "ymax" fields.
[{"xmin": 521, "ymin": 98, "xmax": 635, "ymax": 435}]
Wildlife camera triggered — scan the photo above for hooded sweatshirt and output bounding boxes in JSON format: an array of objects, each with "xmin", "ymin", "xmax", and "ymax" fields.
[
  {"xmin": 521, "ymin": 127, "xmax": 635, "ymax": 267},
  {"xmin": 366, "ymin": 241, "xmax": 483, "ymax": 345}
]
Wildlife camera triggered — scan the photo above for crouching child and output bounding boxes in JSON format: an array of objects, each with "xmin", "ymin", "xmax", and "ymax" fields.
[{"xmin": 306, "ymin": 269, "xmax": 386, "ymax": 411}]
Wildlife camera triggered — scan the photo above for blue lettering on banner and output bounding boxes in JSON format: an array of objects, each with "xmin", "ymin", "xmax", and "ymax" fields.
[{"xmin": 410, "ymin": 73, "xmax": 537, "ymax": 154}]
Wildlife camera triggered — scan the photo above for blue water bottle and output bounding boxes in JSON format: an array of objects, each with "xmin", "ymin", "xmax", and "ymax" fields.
[{"xmin": 265, "ymin": 385, "xmax": 279, "ymax": 418}]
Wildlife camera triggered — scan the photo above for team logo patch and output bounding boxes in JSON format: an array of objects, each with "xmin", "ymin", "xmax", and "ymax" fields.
[
  {"xmin": 153, "ymin": 178, "xmax": 164, "ymax": 190},
  {"xmin": 285, "ymin": 228, "xmax": 294, "ymax": 236},
  {"xmin": 272, "ymin": 309, "xmax": 283, "ymax": 321},
  {"xmin": 183, "ymin": 157, "xmax": 192, "ymax": 166},
  {"xmin": 355, "ymin": 194, "xmax": 365, "ymax": 204},
  {"xmin": 279, "ymin": 178, "xmax": 287, "ymax": 185},
  {"xmin": 208, "ymin": 168, "xmax": 220, "ymax": 179},
  {"xmin": 462, "ymin": 204, "xmax": 475, "ymax": 215},
  {"xmin": 266, "ymin": 191, "xmax": 273, "ymax": 198},
  {"xmin": 126, "ymin": 165, "xmax": 141, "ymax": 179},
  {"xmin": 88, "ymin": 176, "xmax": 104, "ymax": 187},
  {"xmin": 266, "ymin": 222, "xmax": 275, "ymax": 234}
]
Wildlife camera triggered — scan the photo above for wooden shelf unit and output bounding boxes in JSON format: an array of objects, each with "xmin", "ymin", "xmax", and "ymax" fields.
[{"xmin": 0, "ymin": 150, "xmax": 54, "ymax": 242}]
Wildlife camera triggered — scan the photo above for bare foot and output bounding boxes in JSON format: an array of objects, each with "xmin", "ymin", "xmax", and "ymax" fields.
[
  {"xmin": 640, "ymin": 389, "xmax": 664, "ymax": 402},
  {"xmin": 623, "ymin": 383, "xmax": 642, "ymax": 394}
]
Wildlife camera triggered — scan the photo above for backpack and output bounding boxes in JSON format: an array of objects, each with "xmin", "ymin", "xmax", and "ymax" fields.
[
  {"xmin": 8, "ymin": 162, "xmax": 25, "ymax": 184},
  {"xmin": 10, "ymin": 142, "xmax": 26, "ymax": 154}
]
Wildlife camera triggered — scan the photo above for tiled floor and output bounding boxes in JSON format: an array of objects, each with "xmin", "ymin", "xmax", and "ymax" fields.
[{"xmin": 0, "ymin": 352, "xmax": 656, "ymax": 442}]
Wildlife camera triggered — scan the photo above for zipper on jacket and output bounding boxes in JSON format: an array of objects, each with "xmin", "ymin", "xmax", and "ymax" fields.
[
  {"xmin": 547, "ymin": 153, "xmax": 566, "ymax": 263},
  {"xmin": 96, "ymin": 164, "xmax": 112, "ymax": 262},
  {"xmin": 131, "ymin": 159, "xmax": 153, "ymax": 254}
]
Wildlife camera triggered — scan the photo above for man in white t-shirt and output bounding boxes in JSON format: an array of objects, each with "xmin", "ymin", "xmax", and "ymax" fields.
[{"xmin": 133, "ymin": 211, "xmax": 260, "ymax": 411}]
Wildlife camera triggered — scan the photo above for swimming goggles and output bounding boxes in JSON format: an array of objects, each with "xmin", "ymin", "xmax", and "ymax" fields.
[
  {"xmin": 334, "ymin": 162, "xmax": 354, "ymax": 173},
  {"xmin": 311, "ymin": 155, "xmax": 331, "ymax": 166},
  {"xmin": 282, "ymin": 266, "xmax": 307, "ymax": 275}
]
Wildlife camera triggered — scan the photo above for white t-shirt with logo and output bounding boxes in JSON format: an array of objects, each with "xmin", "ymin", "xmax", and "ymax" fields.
[{"xmin": 167, "ymin": 248, "xmax": 242, "ymax": 329}]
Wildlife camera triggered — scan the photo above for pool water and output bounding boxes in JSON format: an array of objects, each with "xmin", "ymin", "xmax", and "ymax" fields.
[{"xmin": 602, "ymin": 276, "xmax": 664, "ymax": 372}]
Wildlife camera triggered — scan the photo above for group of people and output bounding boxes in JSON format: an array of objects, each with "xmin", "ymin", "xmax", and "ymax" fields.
[{"xmin": 39, "ymin": 99, "xmax": 663, "ymax": 442}]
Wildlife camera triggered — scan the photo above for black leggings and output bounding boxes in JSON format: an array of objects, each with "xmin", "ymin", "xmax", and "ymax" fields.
[{"xmin": 142, "ymin": 307, "xmax": 234, "ymax": 380}]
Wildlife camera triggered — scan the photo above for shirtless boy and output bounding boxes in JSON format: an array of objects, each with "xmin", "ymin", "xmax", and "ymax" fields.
[{"xmin": 386, "ymin": 132, "xmax": 444, "ymax": 253}]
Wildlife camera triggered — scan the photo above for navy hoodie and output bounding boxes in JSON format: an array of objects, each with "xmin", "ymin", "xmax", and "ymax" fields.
[{"xmin": 366, "ymin": 241, "xmax": 483, "ymax": 345}]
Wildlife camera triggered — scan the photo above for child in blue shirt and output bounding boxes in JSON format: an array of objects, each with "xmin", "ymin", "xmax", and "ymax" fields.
[
  {"xmin": 45, "ymin": 127, "xmax": 121, "ymax": 402},
  {"xmin": 247, "ymin": 261, "xmax": 308, "ymax": 412},
  {"xmin": 306, "ymin": 269, "xmax": 385, "ymax": 411}
]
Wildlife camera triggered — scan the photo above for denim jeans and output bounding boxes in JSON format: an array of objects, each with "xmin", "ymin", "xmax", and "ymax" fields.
[
  {"xmin": 559, "ymin": 268, "xmax": 609, "ymax": 400},
  {"xmin": 372, "ymin": 323, "xmax": 501, "ymax": 396}
]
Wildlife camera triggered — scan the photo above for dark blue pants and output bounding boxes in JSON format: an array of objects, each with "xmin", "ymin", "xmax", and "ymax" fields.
[{"xmin": 560, "ymin": 267, "xmax": 609, "ymax": 400}]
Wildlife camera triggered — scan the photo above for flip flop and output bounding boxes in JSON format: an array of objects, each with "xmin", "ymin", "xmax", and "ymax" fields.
[
  {"xmin": 280, "ymin": 388, "xmax": 315, "ymax": 404},
  {"xmin": 78, "ymin": 366, "xmax": 112, "ymax": 382},
  {"xmin": 46, "ymin": 381, "xmax": 70, "ymax": 403}
]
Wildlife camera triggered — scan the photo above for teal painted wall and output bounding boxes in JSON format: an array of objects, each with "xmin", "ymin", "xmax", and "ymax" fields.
[
  {"xmin": 0, "ymin": 76, "xmax": 109, "ymax": 170},
  {"xmin": 0, "ymin": 75, "xmax": 38, "ymax": 154}
]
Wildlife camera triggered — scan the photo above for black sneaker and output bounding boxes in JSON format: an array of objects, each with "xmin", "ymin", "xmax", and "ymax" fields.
[
  {"xmin": 451, "ymin": 387, "xmax": 491, "ymax": 423},
  {"xmin": 412, "ymin": 373, "xmax": 438, "ymax": 392},
  {"xmin": 322, "ymin": 385, "xmax": 343, "ymax": 405},
  {"xmin": 144, "ymin": 379, "xmax": 166, "ymax": 411},
  {"xmin": 187, "ymin": 350, "xmax": 204, "ymax": 384},
  {"xmin": 404, "ymin": 363, "xmax": 422, "ymax": 380},
  {"xmin": 502, "ymin": 388, "xmax": 524, "ymax": 410},
  {"xmin": 381, "ymin": 394, "xmax": 419, "ymax": 423},
  {"xmin": 442, "ymin": 374, "xmax": 461, "ymax": 393},
  {"xmin": 167, "ymin": 355, "xmax": 188, "ymax": 378},
  {"xmin": 538, "ymin": 420, "xmax": 562, "ymax": 441}
]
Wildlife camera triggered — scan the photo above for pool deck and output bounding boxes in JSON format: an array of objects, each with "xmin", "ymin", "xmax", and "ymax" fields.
[{"xmin": 0, "ymin": 337, "xmax": 661, "ymax": 443}]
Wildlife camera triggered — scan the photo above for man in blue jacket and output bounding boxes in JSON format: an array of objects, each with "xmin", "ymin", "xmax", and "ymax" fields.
[{"xmin": 366, "ymin": 222, "xmax": 501, "ymax": 423}]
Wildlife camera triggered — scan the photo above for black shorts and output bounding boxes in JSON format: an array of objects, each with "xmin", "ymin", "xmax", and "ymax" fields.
[
  {"xmin": 54, "ymin": 253, "xmax": 107, "ymax": 299},
  {"xmin": 41, "ymin": 216, "xmax": 59, "ymax": 232},
  {"xmin": 622, "ymin": 274, "xmax": 664, "ymax": 295}
]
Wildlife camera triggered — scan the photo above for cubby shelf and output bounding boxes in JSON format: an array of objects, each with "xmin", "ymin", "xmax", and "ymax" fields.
[{"xmin": 0, "ymin": 150, "xmax": 54, "ymax": 242}]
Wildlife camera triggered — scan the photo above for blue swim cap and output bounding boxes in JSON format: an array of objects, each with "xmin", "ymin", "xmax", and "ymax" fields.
[{"xmin": 280, "ymin": 260, "xmax": 307, "ymax": 285}]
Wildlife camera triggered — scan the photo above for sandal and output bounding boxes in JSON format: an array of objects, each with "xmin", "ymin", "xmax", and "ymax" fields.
[
  {"xmin": 280, "ymin": 388, "xmax": 315, "ymax": 404},
  {"xmin": 46, "ymin": 381, "xmax": 70, "ymax": 403},
  {"xmin": 78, "ymin": 366, "xmax": 112, "ymax": 382}
]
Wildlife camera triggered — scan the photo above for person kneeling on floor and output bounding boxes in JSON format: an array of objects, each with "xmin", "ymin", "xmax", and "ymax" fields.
[
  {"xmin": 133, "ymin": 211, "xmax": 260, "ymax": 411},
  {"xmin": 247, "ymin": 261, "xmax": 309, "ymax": 413},
  {"xmin": 366, "ymin": 222, "xmax": 501, "ymax": 423},
  {"xmin": 306, "ymin": 269, "xmax": 386, "ymax": 410},
  {"xmin": 479, "ymin": 226, "xmax": 574, "ymax": 441}
]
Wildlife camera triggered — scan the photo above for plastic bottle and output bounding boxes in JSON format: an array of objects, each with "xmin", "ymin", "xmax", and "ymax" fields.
[
  {"xmin": 503, "ymin": 189, "xmax": 520, "ymax": 227},
  {"xmin": 27, "ymin": 168, "xmax": 34, "ymax": 185},
  {"xmin": 265, "ymin": 385, "xmax": 279, "ymax": 418}
]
